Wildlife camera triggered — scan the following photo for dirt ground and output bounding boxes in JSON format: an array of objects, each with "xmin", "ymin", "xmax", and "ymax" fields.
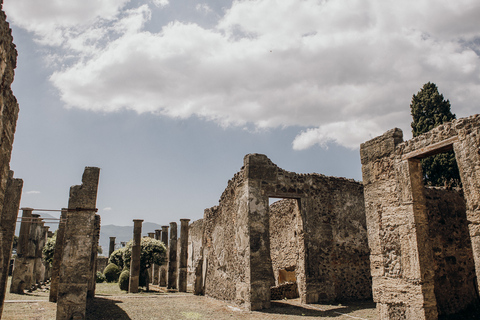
[
  {"xmin": 3, "ymin": 279, "xmax": 378, "ymax": 320},
  {"xmin": 3, "ymin": 280, "xmax": 479, "ymax": 319}
]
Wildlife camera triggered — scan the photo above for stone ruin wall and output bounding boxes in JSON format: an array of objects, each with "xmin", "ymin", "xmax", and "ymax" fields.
[
  {"xmin": 424, "ymin": 187, "xmax": 476, "ymax": 315},
  {"xmin": 201, "ymin": 154, "xmax": 372, "ymax": 310},
  {"xmin": 360, "ymin": 114, "xmax": 480, "ymax": 319},
  {"xmin": 202, "ymin": 169, "xmax": 249, "ymax": 305},
  {"xmin": 187, "ymin": 218, "xmax": 203, "ymax": 288},
  {"xmin": 0, "ymin": 5, "xmax": 20, "ymax": 315}
]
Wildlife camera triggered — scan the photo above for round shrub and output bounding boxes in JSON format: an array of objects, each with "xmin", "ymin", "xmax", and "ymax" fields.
[
  {"xmin": 108, "ymin": 248, "xmax": 125, "ymax": 269},
  {"xmin": 118, "ymin": 269, "xmax": 130, "ymax": 291},
  {"xmin": 103, "ymin": 263, "xmax": 121, "ymax": 283},
  {"xmin": 96, "ymin": 271, "xmax": 106, "ymax": 283}
]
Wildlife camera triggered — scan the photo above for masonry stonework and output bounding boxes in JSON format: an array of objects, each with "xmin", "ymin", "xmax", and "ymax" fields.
[
  {"xmin": 56, "ymin": 167, "xmax": 100, "ymax": 320},
  {"xmin": 201, "ymin": 154, "xmax": 371, "ymax": 310},
  {"xmin": 0, "ymin": 4, "xmax": 21, "ymax": 316},
  {"xmin": 0, "ymin": 171, "xmax": 22, "ymax": 315},
  {"xmin": 360, "ymin": 114, "xmax": 480, "ymax": 319}
]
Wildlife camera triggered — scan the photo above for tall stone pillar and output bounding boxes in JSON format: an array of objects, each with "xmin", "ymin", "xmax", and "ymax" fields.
[
  {"xmin": 178, "ymin": 219, "xmax": 190, "ymax": 292},
  {"xmin": 129, "ymin": 219, "xmax": 143, "ymax": 293},
  {"xmin": 108, "ymin": 237, "xmax": 116, "ymax": 258},
  {"xmin": 159, "ymin": 225, "xmax": 169, "ymax": 287},
  {"xmin": 10, "ymin": 208, "xmax": 34, "ymax": 293},
  {"xmin": 167, "ymin": 222, "xmax": 178, "ymax": 290},
  {"xmin": 152, "ymin": 229, "xmax": 161, "ymax": 285},
  {"xmin": 147, "ymin": 232, "xmax": 154, "ymax": 284},
  {"xmin": 0, "ymin": 172, "xmax": 22, "ymax": 316},
  {"xmin": 88, "ymin": 214, "xmax": 101, "ymax": 298},
  {"xmin": 56, "ymin": 167, "xmax": 100, "ymax": 320},
  {"xmin": 33, "ymin": 221, "xmax": 47, "ymax": 286},
  {"xmin": 360, "ymin": 129, "xmax": 437, "ymax": 320},
  {"xmin": 49, "ymin": 210, "xmax": 67, "ymax": 302}
]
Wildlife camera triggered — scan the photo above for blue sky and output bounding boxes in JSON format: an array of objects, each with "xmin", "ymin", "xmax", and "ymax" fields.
[{"xmin": 4, "ymin": 0, "xmax": 480, "ymax": 227}]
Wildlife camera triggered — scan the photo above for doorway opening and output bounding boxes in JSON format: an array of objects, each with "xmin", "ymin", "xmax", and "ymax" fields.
[
  {"xmin": 410, "ymin": 151, "xmax": 478, "ymax": 316},
  {"xmin": 268, "ymin": 197, "xmax": 302, "ymax": 300}
]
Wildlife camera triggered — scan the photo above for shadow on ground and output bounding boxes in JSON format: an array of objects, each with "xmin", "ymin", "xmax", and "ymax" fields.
[
  {"xmin": 87, "ymin": 297, "xmax": 131, "ymax": 320},
  {"xmin": 261, "ymin": 300, "xmax": 377, "ymax": 318}
]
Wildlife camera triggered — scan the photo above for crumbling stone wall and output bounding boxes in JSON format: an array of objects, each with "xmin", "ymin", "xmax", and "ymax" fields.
[
  {"xmin": 56, "ymin": 167, "xmax": 100, "ymax": 320},
  {"xmin": 187, "ymin": 218, "xmax": 203, "ymax": 288},
  {"xmin": 360, "ymin": 114, "xmax": 480, "ymax": 320},
  {"xmin": 202, "ymin": 154, "xmax": 371, "ymax": 310},
  {"xmin": 0, "ymin": 2, "xmax": 20, "ymax": 317},
  {"xmin": 425, "ymin": 187, "xmax": 476, "ymax": 316}
]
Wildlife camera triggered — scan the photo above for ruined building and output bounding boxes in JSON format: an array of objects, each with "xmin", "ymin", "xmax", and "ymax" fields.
[
  {"xmin": 192, "ymin": 153, "xmax": 372, "ymax": 310},
  {"xmin": 0, "ymin": 2, "xmax": 23, "ymax": 317},
  {"xmin": 361, "ymin": 114, "xmax": 480, "ymax": 319}
]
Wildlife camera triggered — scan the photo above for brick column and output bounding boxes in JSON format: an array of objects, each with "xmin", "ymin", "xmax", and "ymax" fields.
[
  {"xmin": 10, "ymin": 208, "xmax": 33, "ymax": 293},
  {"xmin": 129, "ymin": 219, "xmax": 143, "ymax": 293},
  {"xmin": 152, "ymin": 229, "xmax": 161, "ymax": 285},
  {"xmin": 167, "ymin": 222, "xmax": 178, "ymax": 289},
  {"xmin": 178, "ymin": 219, "xmax": 190, "ymax": 292},
  {"xmin": 108, "ymin": 237, "xmax": 116, "ymax": 258},
  {"xmin": 56, "ymin": 167, "xmax": 100, "ymax": 320},
  {"xmin": 49, "ymin": 210, "xmax": 67, "ymax": 302},
  {"xmin": 0, "ymin": 172, "xmax": 22, "ymax": 315},
  {"xmin": 159, "ymin": 225, "xmax": 169, "ymax": 286}
]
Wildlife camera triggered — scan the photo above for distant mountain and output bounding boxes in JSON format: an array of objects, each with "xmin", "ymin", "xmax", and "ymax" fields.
[
  {"xmin": 15, "ymin": 214, "xmax": 165, "ymax": 259},
  {"xmin": 98, "ymin": 222, "xmax": 164, "ymax": 257}
]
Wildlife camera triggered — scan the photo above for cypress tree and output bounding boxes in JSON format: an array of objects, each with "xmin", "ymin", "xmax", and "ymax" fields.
[{"xmin": 410, "ymin": 82, "xmax": 461, "ymax": 187}]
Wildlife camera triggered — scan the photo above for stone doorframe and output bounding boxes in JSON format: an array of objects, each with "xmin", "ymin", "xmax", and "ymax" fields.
[{"xmin": 360, "ymin": 114, "xmax": 480, "ymax": 320}]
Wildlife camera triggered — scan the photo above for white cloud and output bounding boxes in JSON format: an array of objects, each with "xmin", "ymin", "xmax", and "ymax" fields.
[
  {"xmin": 103, "ymin": 207, "xmax": 112, "ymax": 211},
  {"xmin": 25, "ymin": 190, "xmax": 41, "ymax": 195},
  {"xmin": 5, "ymin": 0, "xmax": 480, "ymax": 149},
  {"xmin": 152, "ymin": 0, "xmax": 169, "ymax": 8}
]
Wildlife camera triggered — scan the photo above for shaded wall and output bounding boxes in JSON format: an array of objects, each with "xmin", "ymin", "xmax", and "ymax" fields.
[{"xmin": 360, "ymin": 114, "xmax": 480, "ymax": 320}]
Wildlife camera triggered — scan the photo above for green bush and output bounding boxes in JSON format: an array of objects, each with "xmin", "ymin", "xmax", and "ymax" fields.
[
  {"xmin": 108, "ymin": 248, "xmax": 125, "ymax": 269},
  {"xmin": 96, "ymin": 271, "xmax": 106, "ymax": 283},
  {"xmin": 103, "ymin": 263, "xmax": 121, "ymax": 283},
  {"xmin": 118, "ymin": 269, "xmax": 130, "ymax": 291}
]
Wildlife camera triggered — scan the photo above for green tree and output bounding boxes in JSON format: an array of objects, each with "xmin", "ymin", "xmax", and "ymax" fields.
[
  {"xmin": 42, "ymin": 231, "xmax": 57, "ymax": 266},
  {"xmin": 123, "ymin": 237, "xmax": 166, "ymax": 271},
  {"xmin": 410, "ymin": 82, "xmax": 461, "ymax": 187}
]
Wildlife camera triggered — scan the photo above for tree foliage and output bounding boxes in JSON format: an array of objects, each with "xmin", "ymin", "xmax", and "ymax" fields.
[
  {"xmin": 42, "ymin": 231, "xmax": 57, "ymax": 266},
  {"xmin": 123, "ymin": 237, "xmax": 166, "ymax": 270},
  {"xmin": 410, "ymin": 82, "xmax": 461, "ymax": 187},
  {"xmin": 109, "ymin": 248, "xmax": 126, "ymax": 269}
]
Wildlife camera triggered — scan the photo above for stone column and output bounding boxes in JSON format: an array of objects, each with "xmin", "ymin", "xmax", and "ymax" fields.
[
  {"xmin": 453, "ymin": 124, "xmax": 480, "ymax": 296},
  {"xmin": 147, "ymin": 232, "xmax": 155, "ymax": 284},
  {"xmin": 129, "ymin": 219, "xmax": 143, "ymax": 293},
  {"xmin": 108, "ymin": 237, "xmax": 116, "ymax": 258},
  {"xmin": 167, "ymin": 222, "xmax": 178, "ymax": 290},
  {"xmin": 360, "ymin": 129, "xmax": 437, "ymax": 320},
  {"xmin": 178, "ymin": 219, "xmax": 190, "ymax": 292},
  {"xmin": 88, "ymin": 214, "xmax": 101, "ymax": 298},
  {"xmin": 10, "ymin": 208, "xmax": 34, "ymax": 293},
  {"xmin": 159, "ymin": 225, "xmax": 169, "ymax": 286},
  {"xmin": 49, "ymin": 210, "xmax": 67, "ymax": 302},
  {"xmin": 0, "ymin": 172, "xmax": 22, "ymax": 316},
  {"xmin": 152, "ymin": 229, "xmax": 161, "ymax": 285},
  {"xmin": 56, "ymin": 167, "xmax": 100, "ymax": 320},
  {"xmin": 33, "ymin": 220, "xmax": 47, "ymax": 286}
]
